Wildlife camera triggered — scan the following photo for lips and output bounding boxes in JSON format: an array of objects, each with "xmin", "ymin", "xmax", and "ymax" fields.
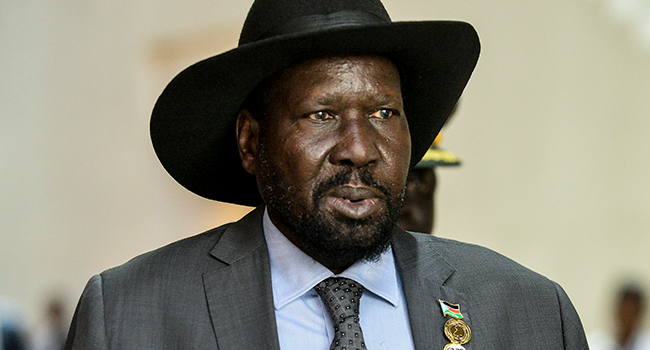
[{"xmin": 323, "ymin": 185, "xmax": 385, "ymax": 219}]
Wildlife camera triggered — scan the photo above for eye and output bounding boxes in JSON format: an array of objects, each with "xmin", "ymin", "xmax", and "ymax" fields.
[
  {"xmin": 370, "ymin": 108, "xmax": 395, "ymax": 119},
  {"xmin": 308, "ymin": 111, "xmax": 335, "ymax": 121}
]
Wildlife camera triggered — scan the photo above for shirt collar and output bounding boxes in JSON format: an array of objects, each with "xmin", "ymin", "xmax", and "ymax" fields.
[{"xmin": 263, "ymin": 208, "xmax": 401, "ymax": 310}]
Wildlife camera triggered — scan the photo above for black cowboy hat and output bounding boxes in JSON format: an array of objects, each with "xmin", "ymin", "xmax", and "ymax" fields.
[{"xmin": 150, "ymin": 0, "xmax": 480, "ymax": 207}]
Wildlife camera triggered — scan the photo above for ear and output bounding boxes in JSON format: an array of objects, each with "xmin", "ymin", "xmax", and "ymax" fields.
[{"xmin": 236, "ymin": 109, "xmax": 260, "ymax": 175}]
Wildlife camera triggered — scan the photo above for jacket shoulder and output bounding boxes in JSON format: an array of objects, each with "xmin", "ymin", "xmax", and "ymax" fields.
[
  {"xmin": 102, "ymin": 223, "xmax": 231, "ymax": 282},
  {"xmin": 67, "ymin": 224, "xmax": 233, "ymax": 349},
  {"xmin": 405, "ymin": 233, "xmax": 587, "ymax": 348},
  {"xmin": 415, "ymin": 233, "xmax": 553, "ymax": 289}
]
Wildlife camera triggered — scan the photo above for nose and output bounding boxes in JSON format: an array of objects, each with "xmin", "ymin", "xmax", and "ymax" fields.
[{"xmin": 329, "ymin": 116, "xmax": 381, "ymax": 168}]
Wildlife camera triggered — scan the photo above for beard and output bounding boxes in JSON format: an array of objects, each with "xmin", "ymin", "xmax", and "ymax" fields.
[{"xmin": 257, "ymin": 148, "xmax": 405, "ymax": 269}]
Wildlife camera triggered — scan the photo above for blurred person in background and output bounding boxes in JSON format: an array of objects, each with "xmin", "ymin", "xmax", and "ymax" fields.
[
  {"xmin": 398, "ymin": 131, "xmax": 461, "ymax": 234},
  {"xmin": 31, "ymin": 297, "xmax": 67, "ymax": 350},
  {"xmin": 590, "ymin": 283, "xmax": 650, "ymax": 350},
  {"xmin": 0, "ymin": 296, "xmax": 27, "ymax": 350}
]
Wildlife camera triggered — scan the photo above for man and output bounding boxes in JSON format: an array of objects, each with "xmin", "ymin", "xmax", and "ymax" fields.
[
  {"xmin": 65, "ymin": 0, "xmax": 589, "ymax": 349},
  {"xmin": 398, "ymin": 132, "xmax": 461, "ymax": 234},
  {"xmin": 589, "ymin": 284, "xmax": 650, "ymax": 350},
  {"xmin": 0, "ymin": 296, "xmax": 27, "ymax": 350},
  {"xmin": 32, "ymin": 297, "xmax": 68, "ymax": 350}
]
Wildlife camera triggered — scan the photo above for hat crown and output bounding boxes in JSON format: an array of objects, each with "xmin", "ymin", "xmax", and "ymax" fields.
[{"xmin": 239, "ymin": 0, "xmax": 391, "ymax": 45}]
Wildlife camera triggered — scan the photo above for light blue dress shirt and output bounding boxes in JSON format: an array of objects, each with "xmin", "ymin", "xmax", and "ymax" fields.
[{"xmin": 263, "ymin": 209, "xmax": 416, "ymax": 350}]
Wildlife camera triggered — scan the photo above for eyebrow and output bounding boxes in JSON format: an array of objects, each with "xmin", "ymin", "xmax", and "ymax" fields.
[{"xmin": 313, "ymin": 92, "xmax": 402, "ymax": 107}]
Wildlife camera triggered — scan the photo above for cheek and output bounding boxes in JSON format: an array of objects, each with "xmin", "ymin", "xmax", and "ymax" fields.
[
  {"xmin": 288, "ymin": 125, "xmax": 335, "ymax": 163},
  {"xmin": 383, "ymin": 126, "xmax": 412, "ymax": 188},
  {"xmin": 278, "ymin": 133, "xmax": 333, "ymax": 189}
]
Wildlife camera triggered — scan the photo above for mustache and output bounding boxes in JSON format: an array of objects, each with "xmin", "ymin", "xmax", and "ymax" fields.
[{"xmin": 313, "ymin": 169, "xmax": 393, "ymax": 202}]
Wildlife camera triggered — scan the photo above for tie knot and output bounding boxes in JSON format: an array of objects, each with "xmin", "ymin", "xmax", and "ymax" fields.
[{"xmin": 315, "ymin": 277, "xmax": 364, "ymax": 323}]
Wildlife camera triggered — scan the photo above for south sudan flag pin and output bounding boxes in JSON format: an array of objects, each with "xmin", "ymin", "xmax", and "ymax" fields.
[
  {"xmin": 439, "ymin": 300, "xmax": 472, "ymax": 350},
  {"xmin": 439, "ymin": 300, "xmax": 464, "ymax": 319}
]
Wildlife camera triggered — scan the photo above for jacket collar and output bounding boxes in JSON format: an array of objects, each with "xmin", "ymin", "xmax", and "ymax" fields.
[
  {"xmin": 203, "ymin": 206, "xmax": 281, "ymax": 350},
  {"xmin": 392, "ymin": 229, "xmax": 474, "ymax": 349}
]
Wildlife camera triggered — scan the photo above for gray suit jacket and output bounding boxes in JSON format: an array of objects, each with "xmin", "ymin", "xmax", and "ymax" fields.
[{"xmin": 65, "ymin": 206, "xmax": 588, "ymax": 349}]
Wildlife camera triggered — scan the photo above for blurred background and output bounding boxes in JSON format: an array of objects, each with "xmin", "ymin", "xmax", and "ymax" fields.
[{"xmin": 2, "ymin": 0, "xmax": 649, "ymax": 347}]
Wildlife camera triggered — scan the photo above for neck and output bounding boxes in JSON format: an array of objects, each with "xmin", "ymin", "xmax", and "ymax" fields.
[{"xmin": 277, "ymin": 222, "xmax": 352, "ymax": 274}]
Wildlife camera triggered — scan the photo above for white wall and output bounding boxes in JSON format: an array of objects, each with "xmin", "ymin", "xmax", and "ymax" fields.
[{"xmin": 1, "ymin": 0, "xmax": 649, "ymax": 336}]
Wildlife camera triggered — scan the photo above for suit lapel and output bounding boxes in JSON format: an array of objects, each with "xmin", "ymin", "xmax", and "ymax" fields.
[
  {"xmin": 203, "ymin": 207, "xmax": 281, "ymax": 350},
  {"xmin": 392, "ymin": 230, "xmax": 474, "ymax": 350}
]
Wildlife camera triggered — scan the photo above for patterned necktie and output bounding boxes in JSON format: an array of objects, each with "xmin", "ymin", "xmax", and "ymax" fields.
[{"xmin": 314, "ymin": 277, "xmax": 367, "ymax": 350}]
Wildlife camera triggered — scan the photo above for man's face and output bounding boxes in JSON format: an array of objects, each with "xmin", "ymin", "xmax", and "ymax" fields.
[{"xmin": 237, "ymin": 55, "xmax": 411, "ymax": 272}]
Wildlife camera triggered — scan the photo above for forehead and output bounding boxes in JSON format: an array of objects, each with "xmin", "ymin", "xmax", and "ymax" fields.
[
  {"xmin": 281, "ymin": 54, "xmax": 399, "ymax": 78},
  {"xmin": 271, "ymin": 55, "xmax": 400, "ymax": 90},
  {"xmin": 266, "ymin": 54, "xmax": 402, "ymax": 102}
]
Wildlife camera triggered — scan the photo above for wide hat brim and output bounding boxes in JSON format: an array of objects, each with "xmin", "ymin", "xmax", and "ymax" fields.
[{"xmin": 151, "ymin": 21, "xmax": 480, "ymax": 207}]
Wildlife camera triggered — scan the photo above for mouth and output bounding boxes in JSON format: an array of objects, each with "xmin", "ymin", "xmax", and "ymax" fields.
[{"xmin": 323, "ymin": 185, "xmax": 385, "ymax": 220}]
